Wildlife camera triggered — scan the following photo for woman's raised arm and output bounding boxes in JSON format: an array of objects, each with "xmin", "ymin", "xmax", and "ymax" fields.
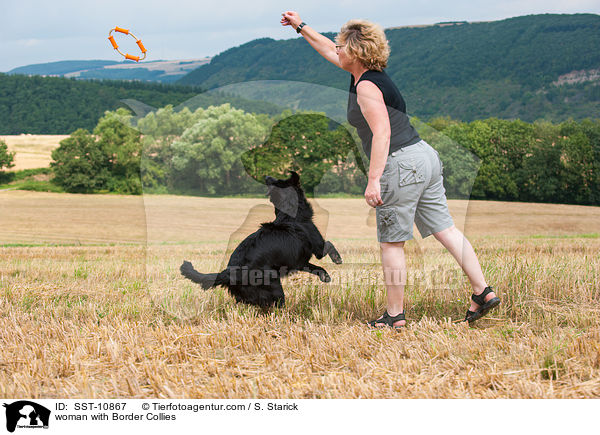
[{"xmin": 281, "ymin": 11, "xmax": 341, "ymax": 69}]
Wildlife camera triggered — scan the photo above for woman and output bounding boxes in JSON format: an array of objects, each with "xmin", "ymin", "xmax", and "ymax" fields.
[{"xmin": 281, "ymin": 12, "xmax": 500, "ymax": 328}]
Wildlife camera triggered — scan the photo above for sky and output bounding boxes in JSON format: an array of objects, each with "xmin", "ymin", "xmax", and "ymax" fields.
[{"xmin": 1, "ymin": 0, "xmax": 600, "ymax": 72}]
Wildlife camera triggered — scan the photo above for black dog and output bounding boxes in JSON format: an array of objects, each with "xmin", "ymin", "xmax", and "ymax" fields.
[{"xmin": 180, "ymin": 171, "xmax": 342, "ymax": 308}]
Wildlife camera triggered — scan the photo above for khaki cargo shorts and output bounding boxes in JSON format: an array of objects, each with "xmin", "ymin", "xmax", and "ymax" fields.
[{"xmin": 376, "ymin": 140, "xmax": 454, "ymax": 242}]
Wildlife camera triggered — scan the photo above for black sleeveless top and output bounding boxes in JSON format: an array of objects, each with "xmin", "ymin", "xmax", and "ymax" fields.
[{"xmin": 347, "ymin": 70, "xmax": 421, "ymax": 159}]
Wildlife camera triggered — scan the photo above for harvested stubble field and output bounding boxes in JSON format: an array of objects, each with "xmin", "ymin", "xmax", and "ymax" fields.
[
  {"xmin": 1, "ymin": 191, "xmax": 599, "ymax": 398},
  {"xmin": 0, "ymin": 135, "xmax": 67, "ymax": 171}
]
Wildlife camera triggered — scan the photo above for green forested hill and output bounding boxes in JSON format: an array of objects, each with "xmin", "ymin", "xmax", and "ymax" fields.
[
  {"xmin": 178, "ymin": 13, "xmax": 600, "ymax": 122},
  {"xmin": 0, "ymin": 74, "xmax": 201, "ymax": 134},
  {"xmin": 0, "ymin": 74, "xmax": 283, "ymax": 134}
]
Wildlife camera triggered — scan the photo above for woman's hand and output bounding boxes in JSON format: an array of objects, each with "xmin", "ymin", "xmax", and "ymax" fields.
[
  {"xmin": 365, "ymin": 179, "xmax": 383, "ymax": 208},
  {"xmin": 280, "ymin": 11, "xmax": 342, "ymax": 69},
  {"xmin": 281, "ymin": 11, "xmax": 302, "ymax": 30}
]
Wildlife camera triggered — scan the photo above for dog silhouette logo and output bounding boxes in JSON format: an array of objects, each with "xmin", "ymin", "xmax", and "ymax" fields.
[{"xmin": 3, "ymin": 401, "xmax": 50, "ymax": 433}]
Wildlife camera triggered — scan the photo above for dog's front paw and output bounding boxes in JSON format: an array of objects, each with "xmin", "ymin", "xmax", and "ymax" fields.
[
  {"xmin": 325, "ymin": 241, "xmax": 343, "ymax": 264},
  {"xmin": 329, "ymin": 251, "xmax": 343, "ymax": 264},
  {"xmin": 319, "ymin": 271, "xmax": 331, "ymax": 283}
]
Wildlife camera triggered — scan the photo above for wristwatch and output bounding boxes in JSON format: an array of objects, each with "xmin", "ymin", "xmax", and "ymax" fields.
[{"xmin": 296, "ymin": 22, "xmax": 306, "ymax": 34}]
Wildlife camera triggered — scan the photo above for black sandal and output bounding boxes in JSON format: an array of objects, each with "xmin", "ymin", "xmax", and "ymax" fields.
[
  {"xmin": 464, "ymin": 286, "xmax": 500, "ymax": 324},
  {"xmin": 367, "ymin": 310, "xmax": 405, "ymax": 330}
]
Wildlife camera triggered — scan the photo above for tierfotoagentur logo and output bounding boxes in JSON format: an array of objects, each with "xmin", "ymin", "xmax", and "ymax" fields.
[{"xmin": 2, "ymin": 401, "xmax": 50, "ymax": 433}]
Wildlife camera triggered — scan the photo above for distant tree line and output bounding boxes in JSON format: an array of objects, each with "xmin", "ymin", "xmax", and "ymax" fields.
[
  {"xmin": 0, "ymin": 74, "xmax": 283, "ymax": 135},
  {"xmin": 44, "ymin": 104, "xmax": 599, "ymax": 205},
  {"xmin": 424, "ymin": 117, "xmax": 600, "ymax": 205},
  {"xmin": 47, "ymin": 105, "xmax": 371, "ymax": 196}
]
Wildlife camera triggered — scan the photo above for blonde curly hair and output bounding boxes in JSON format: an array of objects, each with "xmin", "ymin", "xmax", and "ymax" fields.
[{"xmin": 335, "ymin": 19, "xmax": 390, "ymax": 71}]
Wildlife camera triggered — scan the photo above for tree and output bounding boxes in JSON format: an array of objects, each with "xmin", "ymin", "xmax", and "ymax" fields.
[
  {"xmin": 516, "ymin": 121, "xmax": 563, "ymax": 203},
  {"xmin": 242, "ymin": 113, "xmax": 366, "ymax": 196},
  {"xmin": 417, "ymin": 117, "xmax": 480, "ymax": 199},
  {"xmin": 442, "ymin": 118, "xmax": 534, "ymax": 200},
  {"xmin": 51, "ymin": 129, "xmax": 111, "ymax": 193},
  {"xmin": 51, "ymin": 108, "xmax": 142, "ymax": 194},
  {"xmin": 138, "ymin": 105, "xmax": 197, "ymax": 192},
  {"xmin": 93, "ymin": 108, "xmax": 142, "ymax": 194},
  {"xmin": 558, "ymin": 119, "xmax": 598, "ymax": 204},
  {"xmin": 0, "ymin": 140, "xmax": 15, "ymax": 172},
  {"xmin": 170, "ymin": 104, "xmax": 271, "ymax": 195}
]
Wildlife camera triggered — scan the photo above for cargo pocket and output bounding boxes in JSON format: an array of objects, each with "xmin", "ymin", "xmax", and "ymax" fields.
[
  {"xmin": 378, "ymin": 207, "xmax": 397, "ymax": 227},
  {"xmin": 398, "ymin": 158, "xmax": 426, "ymax": 187}
]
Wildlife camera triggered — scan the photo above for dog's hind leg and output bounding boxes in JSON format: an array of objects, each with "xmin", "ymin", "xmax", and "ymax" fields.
[
  {"xmin": 302, "ymin": 262, "xmax": 331, "ymax": 283},
  {"xmin": 253, "ymin": 285, "xmax": 276, "ymax": 308},
  {"xmin": 228, "ymin": 284, "xmax": 260, "ymax": 306},
  {"xmin": 242, "ymin": 279, "xmax": 286, "ymax": 309},
  {"xmin": 270, "ymin": 279, "xmax": 285, "ymax": 308}
]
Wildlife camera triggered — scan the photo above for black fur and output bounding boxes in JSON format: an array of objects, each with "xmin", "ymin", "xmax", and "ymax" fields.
[{"xmin": 180, "ymin": 171, "xmax": 342, "ymax": 308}]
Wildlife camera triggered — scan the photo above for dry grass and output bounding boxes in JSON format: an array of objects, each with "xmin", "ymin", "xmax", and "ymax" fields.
[
  {"xmin": 1, "ymin": 192, "xmax": 599, "ymax": 398},
  {"xmin": 0, "ymin": 135, "xmax": 67, "ymax": 171}
]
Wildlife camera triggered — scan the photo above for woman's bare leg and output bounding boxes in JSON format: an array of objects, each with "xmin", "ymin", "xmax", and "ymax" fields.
[
  {"xmin": 373, "ymin": 241, "xmax": 407, "ymax": 327},
  {"xmin": 432, "ymin": 225, "xmax": 497, "ymax": 311}
]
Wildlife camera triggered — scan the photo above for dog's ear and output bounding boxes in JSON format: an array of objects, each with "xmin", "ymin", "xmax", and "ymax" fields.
[{"xmin": 290, "ymin": 171, "xmax": 300, "ymax": 185}]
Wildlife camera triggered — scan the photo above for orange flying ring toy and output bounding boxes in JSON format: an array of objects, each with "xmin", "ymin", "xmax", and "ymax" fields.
[{"xmin": 108, "ymin": 26, "xmax": 147, "ymax": 62}]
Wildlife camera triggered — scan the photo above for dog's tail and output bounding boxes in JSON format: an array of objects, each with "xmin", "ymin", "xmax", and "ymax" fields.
[{"xmin": 180, "ymin": 261, "xmax": 229, "ymax": 290}]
